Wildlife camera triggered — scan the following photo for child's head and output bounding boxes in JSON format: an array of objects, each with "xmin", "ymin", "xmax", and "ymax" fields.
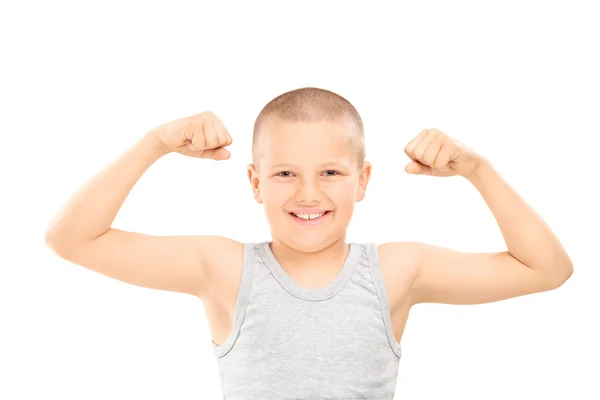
[{"xmin": 247, "ymin": 87, "xmax": 372, "ymax": 252}]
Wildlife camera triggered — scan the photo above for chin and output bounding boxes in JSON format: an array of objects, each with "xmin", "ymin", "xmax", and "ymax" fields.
[{"xmin": 289, "ymin": 233, "xmax": 342, "ymax": 253}]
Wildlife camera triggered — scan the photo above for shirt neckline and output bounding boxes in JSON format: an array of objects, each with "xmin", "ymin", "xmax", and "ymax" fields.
[{"xmin": 257, "ymin": 241, "xmax": 359, "ymax": 301}]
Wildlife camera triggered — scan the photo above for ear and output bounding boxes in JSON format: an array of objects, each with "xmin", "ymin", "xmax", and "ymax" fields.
[
  {"xmin": 247, "ymin": 163, "xmax": 263, "ymax": 204},
  {"xmin": 356, "ymin": 161, "xmax": 372, "ymax": 202}
]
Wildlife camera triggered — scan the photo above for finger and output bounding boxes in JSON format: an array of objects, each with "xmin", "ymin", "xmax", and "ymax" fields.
[
  {"xmin": 202, "ymin": 147, "xmax": 231, "ymax": 160},
  {"xmin": 405, "ymin": 160, "xmax": 432, "ymax": 175},
  {"xmin": 217, "ymin": 119, "xmax": 233, "ymax": 146},
  {"xmin": 209, "ymin": 115, "xmax": 230, "ymax": 146},
  {"xmin": 223, "ymin": 127, "xmax": 233, "ymax": 146},
  {"xmin": 217, "ymin": 124, "xmax": 232, "ymax": 147},
  {"xmin": 422, "ymin": 132, "xmax": 444, "ymax": 166},
  {"xmin": 433, "ymin": 144, "xmax": 452, "ymax": 171},
  {"xmin": 404, "ymin": 129, "xmax": 430, "ymax": 159},
  {"xmin": 413, "ymin": 129, "xmax": 441, "ymax": 161},
  {"xmin": 180, "ymin": 146, "xmax": 206, "ymax": 159},
  {"xmin": 450, "ymin": 146, "xmax": 461, "ymax": 162},
  {"xmin": 187, "ymin": 122, "xmax": 206, "ymax": 152},
  {"xmin": 204, "ymin": 121, "xmax": 220, "ymax": 150},
  {"xmin": 210, "ymin": 114, "xmax": 227, "ymax": 142},
  {"xmin": 434, "ymin": 142, "xmax": 458, "ymax": 170}
]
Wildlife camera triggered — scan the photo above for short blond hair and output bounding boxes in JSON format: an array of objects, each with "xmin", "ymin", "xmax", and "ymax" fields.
[{"xmin": 252, "ymin": 87, "xmax": 365, "ymax": 168}]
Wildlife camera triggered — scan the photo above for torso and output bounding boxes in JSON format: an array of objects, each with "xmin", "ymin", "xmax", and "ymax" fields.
[{"xmin": 201, "ymin": 240, "xmax": 418, "ymax": 347}]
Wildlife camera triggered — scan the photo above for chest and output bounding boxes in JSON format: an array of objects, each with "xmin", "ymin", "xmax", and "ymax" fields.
[
  {"xmin": 212, "ymin": 282, "xmax": 403, "ymax": 398},
  {"xmin": 203, "ymin": 250, "xmax": 415, "ymax": 349}
]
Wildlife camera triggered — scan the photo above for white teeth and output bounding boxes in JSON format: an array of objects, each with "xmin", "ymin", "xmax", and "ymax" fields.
[{"xmin": 292, "ymin": 212, "xmax": 326, "ymax": 220}]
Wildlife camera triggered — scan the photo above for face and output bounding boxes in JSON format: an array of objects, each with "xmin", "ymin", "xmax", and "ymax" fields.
[{"xmin": 247, "ymin": 117, "xmax": 372, "ymax": 252}]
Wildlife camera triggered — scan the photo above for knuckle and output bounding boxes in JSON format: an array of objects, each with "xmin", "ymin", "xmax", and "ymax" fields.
[
  {"xmin": 199, "ymin": 111, "xmax": 215, "ymax": 124},
  {"xmin": 414, "ymin": 148, "xmax": 425, "ymax": 160},
  {"xmin": 204, "ymin": 137, "xmax": 215, "ymax": 149},
  {"xmin": 446, "ymin": 144, "xmax": 457, "ymax": 157},
  {"xmin": 434, "ymin": 157, "xmax": 446, "ymax": 169},
  {"xmin": 203, "ymin": 120, "xmax": 213, "ymax": 134},
  {"xmin": 180, "ymin": 125, "xmax": 191, "ymax": 140},
  {"xmin": 194, "ymin": 131, "xmax": 206, "ymax": 146},
  {"xmin": 423, "ymin": 153, "xmax": 436, "ymax": 165}
]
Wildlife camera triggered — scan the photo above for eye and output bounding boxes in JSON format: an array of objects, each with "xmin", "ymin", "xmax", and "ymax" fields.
[
  {"xmin": 276, "ymin": 171, "xmax": 294, "ymax": 177},
  {"xmin": 323, "ymin": 170, "xmax": 340, "ymax": 176}
]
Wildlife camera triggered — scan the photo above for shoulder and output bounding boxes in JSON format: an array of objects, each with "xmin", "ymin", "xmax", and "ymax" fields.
[
  {"xmin": 198, "ymin": 238, "xmax": 271, "ymax": 299},
  {"xmin": 196, "ymin": 236, "xmax": 246, "ymax": 299},
  {"xmin": 375, "ymin": 241, "xmax": 424, "ymax": 268},
  {"xmin": 195, "ymin": 235, "xmax": 245, "ymax": 264},
  {"xmin": 373, "ymin": 241, "xmax": 425, "ymax": 306}
]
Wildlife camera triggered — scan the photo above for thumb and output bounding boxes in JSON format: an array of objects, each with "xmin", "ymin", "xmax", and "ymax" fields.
[
  {"xmin": 405, "ymin": 160, "xmax": 431, "ymax": 175},
  {"xmin": 202, "ymin": 147, "xmax": 231, "ymax": 160}
]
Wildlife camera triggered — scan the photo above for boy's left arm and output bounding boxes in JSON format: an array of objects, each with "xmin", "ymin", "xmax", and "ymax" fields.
[{"xmin": 384, "ymin": 128, "xmax": 573, "ymax": 306}]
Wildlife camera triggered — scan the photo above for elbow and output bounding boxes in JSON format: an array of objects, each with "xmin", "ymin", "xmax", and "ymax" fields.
[
  {"xmin": 45, "ymin": 231, "xmax": 65, "ymax": 256},
  {"xmin": 541, "ymin": 247, "xmax": 574, "ymax": 289},
  {"xmin": 548, "ymin": 261, "xmax": 574, "ymax": 289},
  {"xmin": 562, "ymin": 261, "xmax": 574, "ymax": 283},
  {"xmin": 44, "ymin": 230, "xmax": 59, "ymax": 248},
  {"xmin": 45, "ymin": 229, "xmax": 98, "ymax": 259},
  {"xmin": 44, "ymin": 230, "xmax": 73, "ymax": 258},
  {"xmin": 559, "ymin": 253, "xmax": 574, "ymax": 283}
]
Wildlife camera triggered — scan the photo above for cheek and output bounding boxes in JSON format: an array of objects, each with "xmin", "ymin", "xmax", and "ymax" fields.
[
  {"xmin": 260, "ymin": 182, "xmax": 293, "ymax": 205},
  {"xmin": 324, "ymin": 180, "xmax": 358, "ymax": 205}
]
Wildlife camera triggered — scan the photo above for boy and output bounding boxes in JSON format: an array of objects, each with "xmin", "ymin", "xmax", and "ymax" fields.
[{"xmin": 45, "ymin": 87, "xmax": 573, "ymax": 399}]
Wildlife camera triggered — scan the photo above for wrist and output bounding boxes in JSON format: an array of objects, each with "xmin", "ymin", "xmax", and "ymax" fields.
[
  {"xmin": 464, "ymin": 156, "xmax": 493, "ymax": 183},
  {"xmin": 143, "ymin": 130, "xmax": 171, "ymax": 158}
]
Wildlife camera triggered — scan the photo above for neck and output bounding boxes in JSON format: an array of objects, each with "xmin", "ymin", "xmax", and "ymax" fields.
[{"xmin": 269, "ymin": 235, "xmax": 349, "ymax": 271}]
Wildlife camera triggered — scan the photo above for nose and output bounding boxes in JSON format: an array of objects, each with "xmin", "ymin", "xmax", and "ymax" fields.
[{"xmin": 294, "ymin": 177, "xmax": 322, "ymax": 205}]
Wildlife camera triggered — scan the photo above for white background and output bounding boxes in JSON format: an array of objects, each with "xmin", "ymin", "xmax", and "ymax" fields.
[{"xmin": 2, "ymin": 1, "xmax": 599, "ymax": 399}]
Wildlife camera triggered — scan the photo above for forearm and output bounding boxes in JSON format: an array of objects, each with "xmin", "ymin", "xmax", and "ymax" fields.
[
  {"xmin": 466, "ymin": 159, "xmax": 573, "ymax": 284},
  {"xmin": 45, "ymin": 131, "xmax": 169, "ymax": 249}
]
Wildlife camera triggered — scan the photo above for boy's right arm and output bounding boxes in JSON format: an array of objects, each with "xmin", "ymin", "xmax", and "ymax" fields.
[
  {"xmin": 45, "ymin": 111, "xmax": 235, "ymax": 299},
  {"xmin": 47, "ymin": 229, "xmax": 240, "ymax": 299}
]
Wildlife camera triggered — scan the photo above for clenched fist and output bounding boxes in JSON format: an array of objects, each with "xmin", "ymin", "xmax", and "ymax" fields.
[
  {"xmin": 149, "ymin": 111, "xmax": 232, "ymax": 160},
  {"xmin": 404, "ymin": 128, "xmax": 483, "ymax": 178}
]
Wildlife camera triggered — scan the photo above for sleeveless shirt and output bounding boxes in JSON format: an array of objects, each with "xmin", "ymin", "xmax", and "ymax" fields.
[{"xmin": 211, "ymin": 241, "xmax": 402, "ymax": 399}]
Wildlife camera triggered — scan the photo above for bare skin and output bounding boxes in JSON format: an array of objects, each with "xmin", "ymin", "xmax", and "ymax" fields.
[{"xmin": 45, "ymin": 111, "xmax": 573, "ymax": 348}]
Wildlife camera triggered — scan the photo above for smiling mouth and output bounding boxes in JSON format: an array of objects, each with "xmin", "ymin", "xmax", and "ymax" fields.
[{"xmin": 288, "ymin": 210, "xmax": 332, "ymax": 221}]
